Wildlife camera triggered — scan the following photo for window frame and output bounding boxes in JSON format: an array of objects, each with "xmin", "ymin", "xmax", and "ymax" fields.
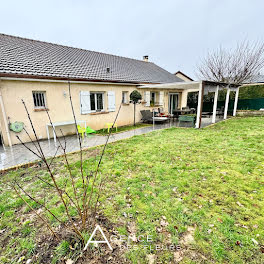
[
  {"xmin": 32, "ymin": 91, "xmax": 47, "ymax": 109},
  {"xmin": 122, "ymin": 91, "xmax": 129, "ymax": 104},
  {"xmin": 150, "ymin": 92, "xmax": 156, "ymax": 105},
  {"xmin": 90, "ymin": 92, "xmax": 105, "ymax": 112}
]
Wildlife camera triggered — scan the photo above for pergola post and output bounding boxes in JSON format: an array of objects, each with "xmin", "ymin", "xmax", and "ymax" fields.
[
  {"xmin": 195, "ymin": 81, "xmax": 204, "ymax": 128},
  {"xmin": 212, "ymin": 85, "xmax": 219, "ymax": 123},
  {"xmin": 233, "ymin": 87, "xmax": 240, "ymax": 116},
  {"xmin": 224, "ymin": 86, "xmax": 230, "ymax": 120}
]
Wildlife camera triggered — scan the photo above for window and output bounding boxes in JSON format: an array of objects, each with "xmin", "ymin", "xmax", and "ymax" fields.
[
  {"xmin": 150, "ymin": 92, "xmax": 156, "ymax": 105},
  {"xmin": 90, "ymin": 92, "xmax": 104, "ymax": 111},
  {"xmin": 122, "ymin": 91, "xmax": 129, "ymax": 104},
  {"xmin": 33, "ymin": 91, "xmax": 46, "ymax": 109}
]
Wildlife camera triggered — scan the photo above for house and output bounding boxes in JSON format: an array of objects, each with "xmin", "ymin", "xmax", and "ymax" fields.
[
  {"xmin": 174, "ymin": 71, "xmax": 193, "ymax": 82},
  {"xmin": 243, "ymin": 74, "xmax": 264, "ymax": 85},
  {"xmin": 0, "ymin": 33, "xmax": 197, "ymax": 147}
]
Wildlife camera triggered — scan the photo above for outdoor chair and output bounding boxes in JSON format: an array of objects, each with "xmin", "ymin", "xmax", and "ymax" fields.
[
  {"xmin": 86, "ymin": 126, "xmax": 96, "ymax": 134},
  {"xmin": 179, "ymin": 115, "xmax": 196, "ymax": 127},
  {"xmin": 216, "ymin": 106, "xmax": 225, "ymax": 116},
  {"xmin": 77, "ymin": 125, "xmax": 86, "ymax": 138},
  {"xmin": 140, "ymin": 110, "xmax": 153, "ymax": 123},
  {"xmin": 104, "ymin": 122, "xmax": 118, "ymax": 133},
  {"xmin": 182, "ymin": 106, "xmax": 190, "ymax": 110}
]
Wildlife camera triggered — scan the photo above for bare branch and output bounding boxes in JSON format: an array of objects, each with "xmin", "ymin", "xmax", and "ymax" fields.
[{"xmin": 197, "ymin": 41, "xmax": 264, "ymax": 84}]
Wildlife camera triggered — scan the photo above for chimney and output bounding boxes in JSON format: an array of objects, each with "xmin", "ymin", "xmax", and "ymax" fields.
[{"xmin": 143, "ymin": 55, "xmax": 149, "ymax": 62}]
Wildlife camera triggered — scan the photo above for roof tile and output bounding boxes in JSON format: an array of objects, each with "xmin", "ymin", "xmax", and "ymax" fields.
[{"xmin": 0, "ymin": 34, "xmax": 182, "ymax": 84}]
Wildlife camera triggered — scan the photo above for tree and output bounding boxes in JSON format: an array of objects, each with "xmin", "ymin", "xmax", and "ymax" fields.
[
  {"xmin": 197, "ymin": 41, "xmax": 264, "ymax": 85},
  {"xmin": 130, "ymin": 90, "xmax": 142, "ymax": 126}
]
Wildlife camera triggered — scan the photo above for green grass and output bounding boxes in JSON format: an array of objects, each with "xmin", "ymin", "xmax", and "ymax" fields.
[
  {"xmin": 95, "ymin": 123, "xmax": 151, "ymax": 135},
  {"xmin": 0, "ymin": 117, "xmax": 263, "ymax": 263}
]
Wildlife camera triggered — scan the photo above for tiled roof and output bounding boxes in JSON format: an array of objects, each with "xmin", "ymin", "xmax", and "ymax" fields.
[
  {"xmin": 0, "ymin": 33, "xmax": 182, "ymax": 84},
  {"xmin": 245, "ymin": 75, "xmax": 264, "ymax": 84}
]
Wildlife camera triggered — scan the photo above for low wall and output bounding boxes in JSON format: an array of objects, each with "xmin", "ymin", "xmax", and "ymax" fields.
[{"xmin": 236, "ymin": 110, "xmax": 264, "ymax": 117}]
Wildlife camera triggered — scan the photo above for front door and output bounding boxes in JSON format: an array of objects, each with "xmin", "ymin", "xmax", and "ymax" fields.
[{"xmin": 169, "ymin": 93, "xmax": 179, "ymax": 114}]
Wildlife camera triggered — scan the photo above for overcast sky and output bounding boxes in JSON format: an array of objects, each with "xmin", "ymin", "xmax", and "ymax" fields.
[{"xmin": 1, "ymin": 0, "xmax": 263, "ymax": 79}]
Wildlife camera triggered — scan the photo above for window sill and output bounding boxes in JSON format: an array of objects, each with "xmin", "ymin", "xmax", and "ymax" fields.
[
  {"xmin": 89, "ymin": 111, "xmax": 109, "ymax": 115},
  {"xmin": 34, "ymin": 108, "xmax": 49, "ymax": 112},
  {"xmin": 122, "ymin": 103, "xmax": 130, "ymax": 105}
]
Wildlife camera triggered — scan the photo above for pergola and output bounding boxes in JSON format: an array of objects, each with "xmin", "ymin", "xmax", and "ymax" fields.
[{"xmin": 139, "ymin": 80, "xmax": 241, "ymax": 128}]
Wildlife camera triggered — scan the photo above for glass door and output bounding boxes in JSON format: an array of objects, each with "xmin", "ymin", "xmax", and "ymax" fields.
[{"xmin": 169, "ymin": 93, "xmax": 179, "ymax": 114}]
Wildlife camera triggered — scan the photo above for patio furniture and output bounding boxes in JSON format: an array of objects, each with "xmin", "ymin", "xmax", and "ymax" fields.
[
  {"xmin": 153, "ymin": 116, "xmax": 169, "ymax": 122},
  {"xmin": 216, "ymin": 106, "xmax": 225, "ymax": 116},
  {"xmin": 141, "ymin": 110, "xmax": 169, "ymax": 123},
  {"xmin": 104, "ymin": 122, "xmax": 118, "ymax": 133},
  {"xmin": 173, "ymin": 109, "xmax": 192, "ymax": 118},
  {"xmin": 190, "ymin": 108, "xmax": 196, "ymax": 114},
  {"xmin": 179, "ymin": 115, "xmax": 196, "ymax": 127},
  {"xmin": 46, "ymin": 120, "xmax": 87, "ymax": 144},
  {"xmin": 77, "ymin": 125, "xmax": 86, "ymax": 138},
  {"xmin": 202, "ymin": 112, "xmax": 213, "ymax": 117},
  {"xmin": 182, "ymin": 106, "xmax": 190, "ymax": 110},
  {"xmin": 140, "ymin": 110, "xmax": 153, "ymax": 123},
  {"xmin": 86, "ymin": 126, "xmax": 96, "ymax": 134}
]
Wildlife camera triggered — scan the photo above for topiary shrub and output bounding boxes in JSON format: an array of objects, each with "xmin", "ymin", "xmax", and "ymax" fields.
[
  {"xmin": 130, "ymin": 90, "xmax": 142, "ymax": 125},
  {"xmin": 130, "ymin": 90, "xmax": 142, "ymax": 103}
]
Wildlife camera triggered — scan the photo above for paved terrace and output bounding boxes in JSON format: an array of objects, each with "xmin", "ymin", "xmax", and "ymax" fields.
[{"xmin": 0, "ymin": 118, "xmax": 223, "ymax": 171}]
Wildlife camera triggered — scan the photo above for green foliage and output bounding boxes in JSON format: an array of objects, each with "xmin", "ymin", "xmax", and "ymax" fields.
[
  {"xmin": 0, "ymin": 117, "xmax": 264, "ymax": 263},
  {"xmin": 95, "ymin": 123, "xmax": 150, "ymax": 135},
  {"xmin": 130, "ymin": 90, "xmax": 142, "ymax": 103},
  {"xmin": 239, "ymin": 85, "xmax": 264, "ymax": 99},
  {"xmin": 52, "ymin": 240, "xmax": 70, "ymax": 263}
]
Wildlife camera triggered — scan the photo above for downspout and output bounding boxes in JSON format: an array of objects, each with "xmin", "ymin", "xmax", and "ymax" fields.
[{"xmin": 0, "ymin": 79, "xmax": 12, "ymax": 147}]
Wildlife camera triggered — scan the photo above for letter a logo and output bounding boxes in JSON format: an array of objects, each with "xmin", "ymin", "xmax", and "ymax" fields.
[{"xmin": 83, "ymin": 225, "xmax": 113, "ymax": 251}]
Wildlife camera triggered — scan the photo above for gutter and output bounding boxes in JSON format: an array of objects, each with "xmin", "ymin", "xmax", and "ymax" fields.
[
  {"xmin": 0, "ymin": 79, "xmax": 12, "ymax": 147},
  {"xmin": 0, "ymin": 73, "xmax": 161, "ymax": 86}
]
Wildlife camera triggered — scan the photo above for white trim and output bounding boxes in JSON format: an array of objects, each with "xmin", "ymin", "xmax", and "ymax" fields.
[
  {"xmin": 80, "ymin": 91, "xmax": 91, "ymax": 114},
  {"xmin": 32, "ymin": 91, "xmax": 47, "ymax": 109},
  {"xmin": 145, "ymin": 91, "xmax": 150, "ymax": 107},
  {"xmin": 168, "ymin": 92, "xmax": 179, "ymax": 114},
  {"xmin": 122, "ymin": 91, "xmax": 129, "ymax": 104},
  {"xmin": 0, "ymin": 86, "xmax": 12, "ymax": 147},
  {"xmin": 233, "ymin": 87, "xmax": 239, "ymax": 116},
  {"xmin": 107, "ymin": 91, "xmax": 116, "ymax": 112},
  {"xmin": 195, "ymin": 82, "xmax": 203, "ymax": 128},
  {"xmin": 90, "ymin": 92, "xmax": 105, "ymax": 112},
  {"xmin": 224, "ymin": 87, "xmax": 230, "ymax": 120},
  {"xmin": 0, "ymin": 77, "xmax": 138, "ymax": 86},
  {"xmin": 159, "ymin": 91, "xmax": 164, "ymax": 106},
  {"xmin": 212, "ymin": 85, "xmax": 219, "ymax": 124}
]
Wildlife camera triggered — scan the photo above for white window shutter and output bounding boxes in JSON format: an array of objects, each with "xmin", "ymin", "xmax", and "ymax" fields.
[
  {"xmin": 80, "ymin": 91, "xmax": 91, "ymax": 114},
  {"xmin": 108, "ymin": 91, "xmax": 116, "ymax": 112},
  {"xmin": 145, "ymin": 91, "xmax": 150, "ymax": 106},
  {"xmin": 159, "ymin": 91, "xmax": 164, "ymax": 106}
]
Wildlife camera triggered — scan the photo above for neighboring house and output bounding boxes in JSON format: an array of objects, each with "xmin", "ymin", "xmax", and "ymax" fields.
[
  {"xmin": 174, "ymin": 71, "xmax": 193, "ymax": 82},
  {"xmin": 243, "ymin": 74, "xmax": 264, "ymax": 85},
  {"xmin": 0, "ymin": 33, "xmax": 191, "ymax": 147},
  {"xmin": 174, "ymin": 71, "xmax": 197, "ymax": 107}
]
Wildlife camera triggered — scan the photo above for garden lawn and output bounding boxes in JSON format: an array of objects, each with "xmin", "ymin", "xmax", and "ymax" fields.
[
  {"xmin": 0, "ymin": 117, "xmax": 263, "ymax": 263},
  {"xmin": 95, "ymin": 123, "xmax": 151, "ymax": 135}
]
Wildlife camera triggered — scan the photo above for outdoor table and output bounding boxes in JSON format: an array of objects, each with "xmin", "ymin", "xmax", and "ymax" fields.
[
  {"xmin": 46, "ymin": 120, "xmax": 87, "ymax": 144},
  {"xmin": 153, "ymin": 117, "xmax": 169, "ymax": 122},
  {"xmin": 173, "ymin": 109, "xmax": 192, "ymax": 118}
]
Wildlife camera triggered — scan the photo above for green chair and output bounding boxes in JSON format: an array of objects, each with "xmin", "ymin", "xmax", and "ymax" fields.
[
  {"xmin": 77, "ymin": 125, "xmax": 86, "ymax": 138},
  {"xmin": 86, "ymin": 126, "xmax": 96, "ymax": 134}
]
